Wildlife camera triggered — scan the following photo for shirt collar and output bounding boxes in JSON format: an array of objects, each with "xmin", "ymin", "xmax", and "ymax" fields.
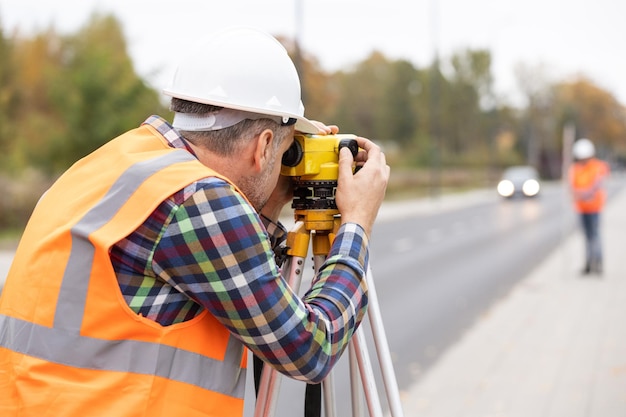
[{"xmin": 142, "ymin": 115, "xmax": 196, "ymax": 156}]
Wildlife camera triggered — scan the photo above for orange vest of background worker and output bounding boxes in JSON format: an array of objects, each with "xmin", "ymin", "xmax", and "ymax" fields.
[
  {"xmin": 568, "ymin": 137, "xmax": 610, "ymax": 275},
  {"xmin": 569, "ymin": 146, "xmax": 609, "ymax": 214},
  {"xmin": 0, "ymin": 124, "xmax": 247, "ymax": 416}
]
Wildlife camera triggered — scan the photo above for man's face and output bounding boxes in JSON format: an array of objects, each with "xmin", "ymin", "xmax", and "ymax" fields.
[{"xmin": 240, "ymin": 130, "xmax": 294, "ymax": 212}]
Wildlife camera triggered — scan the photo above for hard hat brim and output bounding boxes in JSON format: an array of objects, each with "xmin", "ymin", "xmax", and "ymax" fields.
[{"xmin": 163, "ymin": 89, "xmax": 324, "ymax": 134}]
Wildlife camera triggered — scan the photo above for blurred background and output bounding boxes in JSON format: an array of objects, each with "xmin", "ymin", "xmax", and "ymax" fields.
[
  {"xmin": 0, "ymin": 0, "xmax": 625, "ymax": 240},
  {"xmin": 0, "ymin": 2, "xmax": 625, "ymax": 415}
]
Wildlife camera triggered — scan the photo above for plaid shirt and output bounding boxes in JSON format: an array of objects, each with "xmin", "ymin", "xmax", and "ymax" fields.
[{"xmin": 110, "ymin": 116, "xmax": 369, "ymax": 382}]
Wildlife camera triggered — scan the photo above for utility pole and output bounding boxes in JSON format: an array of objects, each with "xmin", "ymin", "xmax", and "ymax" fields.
[
  {"xmin": 429, "ymin": 0, "xmax": 442, "ymax": 198},
  {"xmin": 562, "ymin": 122, "xmax": 575, "ymax": 181},
  {"xmin": 294, "ymin": 0, "xmax": 305, "ymax": 103}
]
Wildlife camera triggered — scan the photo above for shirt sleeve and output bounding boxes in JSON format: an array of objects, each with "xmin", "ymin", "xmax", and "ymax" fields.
[{"xmin": 151, "ymin": 180, "xmax": 369, "ymax": 383}]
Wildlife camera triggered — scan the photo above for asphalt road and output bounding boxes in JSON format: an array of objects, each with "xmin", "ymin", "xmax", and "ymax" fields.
[
  {"xmin": 246, "ymin": 181, "xmax": 596, "ymax": 416},
  {"xmin": 369, "ymin": 182, "xmax": 578, "ymax": 390}
]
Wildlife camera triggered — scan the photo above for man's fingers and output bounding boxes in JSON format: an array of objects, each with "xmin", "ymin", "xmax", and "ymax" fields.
[{"xmin": 338, "ymin": 147, "xmax": 355, "ymax": 179}]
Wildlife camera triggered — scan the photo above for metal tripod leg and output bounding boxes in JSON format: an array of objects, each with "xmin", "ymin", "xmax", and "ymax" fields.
[
  {"xmin": 254, "ymin": 253, "xmax": 307, "ymax": 417},
  {"xmin": 349, "ymin": 343, "xmax": 365, "ymax": 416},
  {"xmin": 364, "ymin": 265, "xmax": 405, "ymax": 417},
  {"xmin": 351, "ymin": 325, "xmax": 384, "ymax": 416},
  {"xmin": 319, "ymin": 252, "xmax": 405, "ymax": 417},
  {"xmin": 312, "ymin": 253, "xmax": 337, "ymax": 417}
]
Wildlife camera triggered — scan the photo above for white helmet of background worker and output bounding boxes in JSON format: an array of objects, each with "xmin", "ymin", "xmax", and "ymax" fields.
[
  {"xmin": 572, "ymin": 138, "xmax": 595, "ymax": 160},
  {"xmin": 162, "ymin": 26, "xmax": 323, "ymax": 134}
]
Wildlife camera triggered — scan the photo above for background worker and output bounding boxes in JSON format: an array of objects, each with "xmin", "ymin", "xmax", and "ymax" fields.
[
  {"xmin": 0, "ymin": 27, "xmax": 390, "ymax": 416},
  {"xmin": 569, "ymin": 137, "xmax": 610, "ymax": 275}
]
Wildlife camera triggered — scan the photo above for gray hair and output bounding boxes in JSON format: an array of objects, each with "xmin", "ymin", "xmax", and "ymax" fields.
[{"xmin": 169, "ymin": 98, "xmax": 292, "ymax": 156}]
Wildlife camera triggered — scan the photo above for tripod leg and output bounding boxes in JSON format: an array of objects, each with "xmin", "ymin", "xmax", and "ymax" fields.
[
  {"xmin": 365, "ymin": 266, "xmax": 405, "ymax": 417},
  {"xmin": 254, "ymin": 362, "xmax": 281, "ymax": 417},
  {"xmin": 352, "ymin": 327, "xmax": 384, "ymax": 417},
  {"xmin": 253, "ymin": 355, "xmax": 264, "ymax": 396},
  {"xmin": 322, "ymin": 372, "xmax": 337, "ymax": 417},
  {"xmin": 254, "ymin": 256, "xmax": 307, "ymax": 417},
  {"xmin": 349, "ymin": 343, "xmax": 365, "ymax": 417},
  {"xmin": 304, "ymin": 384, "xmax": 321, "ymax": 417}
]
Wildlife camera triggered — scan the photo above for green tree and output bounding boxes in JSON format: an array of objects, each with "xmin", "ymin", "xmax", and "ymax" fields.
[
  {"xmin": 514, "ymin": 63, "xmax": 558, "ymax": 173},
  {"xmin": 443, "ymin": 49, "xmax": 494, "ymax": 158},
  {"xmin": 379, "ymin": 59, "xmax": 420, "ymax": 145},
  {"xmin": 9, "ymin": 30, "xmax": 62, "ymax": 173},
  {"xmin": 324, "ymin": 51, "xmax": 425, "ymax": 144},
  {"xmin": 0, "ymin": 22, "xmax": 17, "ymax": 171},
  {"xmin": 44, "ymin": 14, "xmax": 167, "ymax": 172},
  {"xmin": 6, "ymin": 13, "xmax": 167, "ymax": 175},
  {"xmin": 329, "ymin": 52, "xmax": 390, "ymax": 139}
]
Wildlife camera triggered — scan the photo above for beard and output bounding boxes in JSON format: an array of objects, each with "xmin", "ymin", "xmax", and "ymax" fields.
[{"xmin": 238, "ymin": 153, "xmax": 277, "ymax": 212}]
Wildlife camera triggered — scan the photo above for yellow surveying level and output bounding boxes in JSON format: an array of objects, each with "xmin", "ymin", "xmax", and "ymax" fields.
[{"xmin": 255, "ymin": 135, "xmax": 405, "ymax": 416}]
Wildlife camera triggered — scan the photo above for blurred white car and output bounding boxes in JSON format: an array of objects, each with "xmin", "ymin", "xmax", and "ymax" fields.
[{"xmin": 497, "ymin": 165, "xmax": 541, "ymax": 198}]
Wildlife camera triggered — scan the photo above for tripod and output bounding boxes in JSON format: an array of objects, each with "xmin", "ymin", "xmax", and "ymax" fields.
[{"xmin": 254, "ymin": 207, "xmax": 405, "ymax": 417}]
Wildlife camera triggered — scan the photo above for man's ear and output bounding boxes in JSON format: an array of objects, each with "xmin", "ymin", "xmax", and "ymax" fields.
[{"xmin": 252, "ymin": 129, "xmax": 274, "ymax": 173}]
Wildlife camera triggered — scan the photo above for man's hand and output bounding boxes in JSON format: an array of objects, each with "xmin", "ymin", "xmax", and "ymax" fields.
[
  {"xmin": 299, "ymin": 121, "xmax": 339, "ymax": 136},
  {"xmin": 335, "ymin": 137, "xmax": 390, "ymax": 236}
]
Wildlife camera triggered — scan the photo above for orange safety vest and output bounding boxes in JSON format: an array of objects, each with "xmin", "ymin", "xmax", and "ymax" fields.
[
  {"xmin": 569, "ymin": 158, "xmax": 609, "ymax": 214},
  {"xmin": 0, "ymin": 124, "xmax": 248, "ymax": 416}
]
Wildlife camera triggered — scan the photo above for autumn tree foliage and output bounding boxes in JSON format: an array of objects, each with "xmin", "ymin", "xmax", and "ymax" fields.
[
  {"xmin": 556, "ymin": 78, "xmax": 626, "ymax": 155},
  {"xmin": 1, "ymin": 14, "xmax": 167, "ymax": 175},
  {"xmin": 1, "ymin": 12, "xmax": 625, "ymax": 178}
]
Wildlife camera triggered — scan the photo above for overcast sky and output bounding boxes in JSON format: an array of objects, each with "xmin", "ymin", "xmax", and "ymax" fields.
[{"xmin": 1, "ymin": 0, "xmax": 625, "ymax": 107}]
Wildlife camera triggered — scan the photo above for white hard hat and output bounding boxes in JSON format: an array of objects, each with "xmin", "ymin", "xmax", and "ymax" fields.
[
  {"xmin": 163, "ymin": 27, "xmax": 322, "ymax": 134},
  {"xmin": 572, "ymin": 138, "xmax": 595, "ymax": 160}
]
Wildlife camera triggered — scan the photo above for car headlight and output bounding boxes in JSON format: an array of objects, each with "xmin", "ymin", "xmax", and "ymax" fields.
[
  {"xmin": 497, "ymin": 180, "xmax": 515, "ymax": 197},
  {"xmin": 522, "ymin": 179, "xmax": 540, "ymax": 196}
]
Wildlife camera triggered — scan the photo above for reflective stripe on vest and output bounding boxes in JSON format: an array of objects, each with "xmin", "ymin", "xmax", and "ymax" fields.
[
  {"xmin": 0, "ymin": 130, "xmax": 247, "ymax": 404},
  {"xmin": 0, "ymin": 315, "xmax": 244, "ymax": 395}
]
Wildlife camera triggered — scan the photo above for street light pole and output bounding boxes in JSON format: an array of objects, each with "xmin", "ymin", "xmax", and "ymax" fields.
[
  {"xmin": 429, "ymin": 0, "xmax": 442, "ymax": 198},
  {"xmin": 294, "ymin": 0, "xmax": 305, "ymax": 103}
]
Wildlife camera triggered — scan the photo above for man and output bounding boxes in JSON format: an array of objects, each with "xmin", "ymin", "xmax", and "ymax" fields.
[
  {"xmin": 0, "ymin": 27, "xmax": 389, "ymax": 416},
  {"xmin": 569, "ymin": 137, "xmax": 609, "ymax": 275}
]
